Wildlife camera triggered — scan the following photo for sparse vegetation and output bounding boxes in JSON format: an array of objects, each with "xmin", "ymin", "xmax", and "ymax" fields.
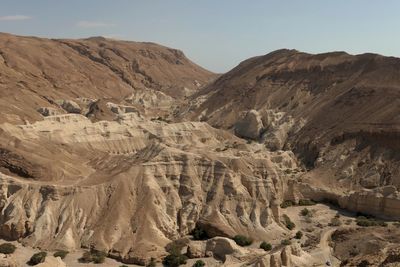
[
  {"xmin": 329, "ymin": 216, "xmax": 342, "ymax": 226},
  {"xmin": 283, "ymin": 214, "xmax": 296, "ymax": 230},
  {"xmin": 295, "ymin": 231, "xmax": 303, "ymax": 239},
  {"xmin": 233, "ymin": 235, "xmax": 253, "ymax": 246},
  {"xmin": 260, "ymin": 241, "xmax": 272, "ymax": 251},
  {"xmin": 193, "ymin": 259, "xmax": 206, "ymax": 267},
  {"xmin": 300, "ymin": 208, "xmax": 310, "ymax": 216},
  {"xmin": 298, "ymin": 199, "xmax": 316, "ymax": 206},
  {"xmin": 28, "ymin": 252, "xmax": 47, "ymax": 266},
  {"xmin": 191, "ymin": 225, "xmax": 209, "ymax": 240},
  {"xmin": 356, "ymin": 216, "xmax": 387, "ymax": 227},
  {"xmin": 53, "ymin": 250, "xmax": 68, "ymax": 259},
  {"xmin": 78, "ymin": 250, "xmax": 106, "ymax": 264},
  {"xmin": 0, "ymin": 243, "xmax": 16, "ymax": 254},
  {"xmin": 163, "ymin": 245, "xmax": 188, "ymax": 267},
  {"xmin": 280, "ymin": 200, "xmax": 295, "ymax": 209},
  {"xmin": 281, "ymin": 239, "xmax": 291, "ymax": 246}
]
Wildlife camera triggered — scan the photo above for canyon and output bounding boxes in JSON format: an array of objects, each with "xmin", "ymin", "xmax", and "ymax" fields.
[{"xmin": 0, "ymin": 33, "xmax": 399, "ymax": 266}]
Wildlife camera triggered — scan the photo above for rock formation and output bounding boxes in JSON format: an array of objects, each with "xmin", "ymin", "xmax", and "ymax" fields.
[{"xmin": 1, "ymin": 33, "xmax": 400, "ymax": 266}]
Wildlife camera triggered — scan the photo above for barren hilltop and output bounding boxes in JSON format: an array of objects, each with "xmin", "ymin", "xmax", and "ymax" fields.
[{"xmin": 0, "ymin": 33, "xmax": 399, "ymax": 266}]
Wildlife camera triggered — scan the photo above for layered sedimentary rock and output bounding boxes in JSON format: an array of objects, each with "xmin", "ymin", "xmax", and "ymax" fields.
[
  {"xmin": 0, "ymin": 113, "xmax": 302, "ymax": 263},
  {"xmin": 186, "ymin": 49, "xmax": 400, "ymax": 219}
]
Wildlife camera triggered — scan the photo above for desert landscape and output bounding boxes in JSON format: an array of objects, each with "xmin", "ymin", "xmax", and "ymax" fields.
[
  {"xmin": 0, "ymin": 2, "xmax": 400, "ymax": 265},
  {"xmin": 0, "ymin": 32, "xmax": 399, "ymax": 266}
]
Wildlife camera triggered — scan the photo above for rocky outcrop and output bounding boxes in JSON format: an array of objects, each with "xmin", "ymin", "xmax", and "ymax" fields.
[
  {"xmin": 0, "ymin": 113, "xmax": 297, "ymax": 263},
  {"xmin": 234, "ymin": 110, "xmax": 264, "ymax": 140},
  {"xmin": 37, "ymin": 107, "xmax": 63, "ymax": 117},
  {"xmin": 58, "ymin": 100, "xmax": 82, "ymax": 114}
]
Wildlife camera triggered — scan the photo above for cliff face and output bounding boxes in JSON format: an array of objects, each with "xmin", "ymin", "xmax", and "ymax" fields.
[
  {"xmin": 186, "ymin": 49, "xmax": 400, "ymax": 218},
  {"xmin": 0, "ymin": 114, "xmax": 302, "ymax": 263}
]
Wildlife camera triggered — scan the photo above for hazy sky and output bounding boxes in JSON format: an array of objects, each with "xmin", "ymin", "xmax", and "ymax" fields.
[{"xmin": 1, "ymin": 0, "xmax": 399, "ymax": 72}]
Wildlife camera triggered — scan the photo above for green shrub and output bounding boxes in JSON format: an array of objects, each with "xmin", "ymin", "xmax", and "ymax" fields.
[
  {"xmin": 356, "ymin": 216, "xmax": 387, "ymax": 227},
  {"xmin": 281, "ymin": 239, "xmax": 291, "ymax": 246},
  {"xmin": 260, "ymin": 241, "xmax": 272, "ymax": 251},
  {"xmin": 163, "ymin": 246, "xmax": 188, "ymax": 267},
  {"xmin": 191, "ymin": 225, "xmax": 209, "ymax": 240},
  {"xmin": 300, "ymin": 208, "xmax": 310, "ymax": 216},
  {"xmin": 28, "ymin": 252, "xmax": 47, "ymax": 266},
  {"xmin": 78, "ymin": 250, "xmax": 106, "ymax": 264},
  {"xmin": 295, "ymin": 231, "xmax": 303, "ymax": 239},
  {"xmin": 92, "ymin": 250, "xmax": 106, "ymax": 264},
  {"xmin": 193, "ymin": 259, "xmax": 206, "ymax": 267},
  {"xmin": 0, "ymin": 243, "xmax": 16, "ymax": 254},
  {"xmin": 329, "ymin": 217, "xmax": 342, "ymax": 226},
  {"xmin": 280, "ymin": 200, "xmax": 295, "ymax": 208},
  {"xmin": 233, "ymin": 235, "xmax": 253, "ymax": 246},
  {"xmin": 283, "ymin": 214, "xmax": 296, "ymax": 230},
  {"xmin": 298, "ymin": 199, "xmax": 316, "ymax": 206},
  {"xmin": 53, "ymin": 250, "xmax": 68, "ymax": 259}
]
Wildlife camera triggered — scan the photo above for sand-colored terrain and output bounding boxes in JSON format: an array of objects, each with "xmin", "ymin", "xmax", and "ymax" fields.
[{"xmin": 1, "ymin": 33, "xmax": 400, "ymax": 266}]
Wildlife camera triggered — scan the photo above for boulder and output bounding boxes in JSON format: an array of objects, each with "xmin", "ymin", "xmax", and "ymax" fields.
[
  {"xmin": 59, "ymin": 100, "xmax": 81, "ymax": 114},
  {"xmin": 205, "ymin": 237, "xmax": 245, "ymax": 261},
  {"xmin": 234, "ymin": 110, "xmax": 264, "ymax": 140},
  {"xmin": 187, "ymin": 241, "xmax": 206, "ymax": 258},
  {"xmin": 37, "ymin": 107, "xmax": 62, "ymax": 117}
]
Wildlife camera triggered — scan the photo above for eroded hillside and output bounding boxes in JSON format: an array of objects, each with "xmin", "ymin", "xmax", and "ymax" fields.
[
  {"xmin": 1, "ymin": 34, "xmax": 400, "ymax": 266},
  {"xmin": 185, "ymin": 49, "xmax": 400, "ymax": 220}
]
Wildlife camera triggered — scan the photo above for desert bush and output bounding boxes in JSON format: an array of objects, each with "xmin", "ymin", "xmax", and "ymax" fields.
[
  {"xmin": 53, "ymin": 250, "xmax": 68, "ymax": 259},
  {"xmin": 191, "ymin": 225, "xmax": 209, "ymax": 240},
  {"xmin": 295, "ymin": 231, "xmax": 303, "ymax": 239},
  {"xmin": 281, "ymin": 239, "xmax": 291, "ymax": 246},
  {"xmin": 92, "ymin": 250, "xmax": 106, "ymax": 264},
  {"xmin": 193, "ymin": 260, "xmax": 206, "ymax": 267},
  {"xmin": 298, "ymin": 199, "xmax": 316, "ymax": 206},
  {"xmin": 356, "ymin": 216, "xmax": 387, "ymax": 227},
  {"xmin": 0, "ymin": 243, "xmax": 16, "ymax": 254},
  {"xmin": 283, "ymin": 214, "xmax": 296, "ymax": 230},
  {"xmin": 163, "ymin": 246, "xmax": 188, "ymax": 267},
  {"xmin": 280, "ymin": 200, "xmax": 295, "ymax": 208},
  {"xmin": 79, "ymin": 250, "xmax": 106, "ymax": 264},
  {"xmin": 233, "ymin": 235, "xmax": 253, "ymax": 246},
  {"xmin": 329, "ymin": 217, "xmax": 342, "ymax": 226},
  {"xmin": 300, "ymin": 208, "xmax": 310, "ymax": 216},
  {"xmin": 28, "ymin": 252, "xmax": 47, "ymax": 265},
  {"xmin": 260, "ymin": 241, "xmax": 272, "ymax": 251}
]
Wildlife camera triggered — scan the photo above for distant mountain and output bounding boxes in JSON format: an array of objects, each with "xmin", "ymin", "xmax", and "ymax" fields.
[{"xmin": 0, "ymin": 33, "xmax": 215, "ymax": 124}]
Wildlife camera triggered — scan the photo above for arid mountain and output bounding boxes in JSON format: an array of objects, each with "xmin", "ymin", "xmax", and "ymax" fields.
[
  {"xmin": 1, "ymin": 33, "xmax": 400, "ymax": 266},
  {"xmin": 186, "ymin": 49, "xmax": 400, "ymax": 219},
  {"xmin": 0, "ymin": 33, "xmax": 215, "ymax": 124}
]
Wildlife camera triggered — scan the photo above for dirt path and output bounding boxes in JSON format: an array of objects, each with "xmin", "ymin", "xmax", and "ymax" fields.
[{"xmin": 308, "ymin": 227, "xmax": 340, "ymax": 267}]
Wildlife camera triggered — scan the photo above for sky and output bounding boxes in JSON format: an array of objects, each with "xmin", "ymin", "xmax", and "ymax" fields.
[{"xmin": 0, "ymin": 0, "xmax": 399, "ymax": 73}]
